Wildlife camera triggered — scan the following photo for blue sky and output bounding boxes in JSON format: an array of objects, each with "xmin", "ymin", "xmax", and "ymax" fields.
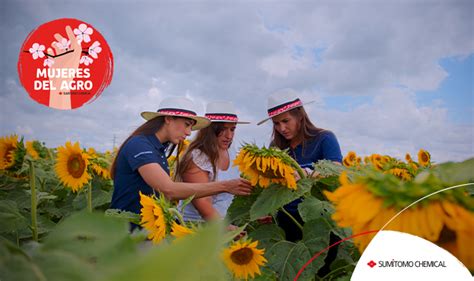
[{"xmin": 1, "ymin": 0, "xmax": 473, "ymax": 162}]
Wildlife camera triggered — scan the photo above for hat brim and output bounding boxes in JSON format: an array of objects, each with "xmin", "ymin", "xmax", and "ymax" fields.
[
  {"xmin": 257, "ymin": 100, "xmax": 315, "ymax": 126},
  {"xmin": 211, "ymin": 120, "xmax": 251, "ymax": 124},
  {"xmin": 140, "ymin": 112, "xmax": 211, "ymax": 130}
]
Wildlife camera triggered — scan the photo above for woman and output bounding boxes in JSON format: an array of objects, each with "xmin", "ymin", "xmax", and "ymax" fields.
[
  {"xmin": 110, "ymin": 97, "xmax": 252, "ymax": 216},
  {"xmin": 258, "ymin": 88, "xmax": 342, "ymax": 275},
  {"xmin": 176, "ymin": 101, "xmax": 249, "ymax": 222}
]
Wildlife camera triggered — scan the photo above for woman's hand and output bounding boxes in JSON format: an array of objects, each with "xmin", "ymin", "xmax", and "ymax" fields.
[
  {"xmin": 225, "ymin": 178, "xmax": 252, "ymax": 195},
  {"xmin": 227, "ymin": 224, "xmax": 247, "ymax": 240},
  {"xmin": 257, "ymin": 215, "xmax": 273, "ymax": 224}
]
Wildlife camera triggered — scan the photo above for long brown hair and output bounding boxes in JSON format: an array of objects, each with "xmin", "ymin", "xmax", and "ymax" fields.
[
  {"xmin": 270, "ymin": 106, "xmax": 325, "ymax": 150},
  {"xmin": 110, "ymin": 116, "xmax": 180, "ymax": 178},
  {"xmin": 175, "ymin": 123, "xmax": 228, "ymax": 181}
]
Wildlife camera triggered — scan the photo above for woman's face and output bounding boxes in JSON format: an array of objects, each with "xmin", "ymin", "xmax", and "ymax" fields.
[
  {"xmin": 216, "ymin": 122, "xmax": 236, "ymax": 150},
  {"xmin": 165, "ymin": 117, "xmax": 195, "ymax": 144},
  {"xmin": 272, "ymin": 111, "xmax": 300, "ymax": 140}
]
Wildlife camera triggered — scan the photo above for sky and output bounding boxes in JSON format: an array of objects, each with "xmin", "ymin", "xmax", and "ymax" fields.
[{"xmin": 1, "ymin": 0, "xmax": 473, "ymax": 163}]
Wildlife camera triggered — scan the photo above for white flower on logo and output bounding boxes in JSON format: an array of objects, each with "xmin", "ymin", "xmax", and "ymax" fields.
[
  {"xmin": 29, "ymin": 43, "xmax": 45, "ymax": 60},
  {"xmin": 88, "ymin": 41, "xmax": 102, "ymax": 59},
  {"xmin": 54, "ymin": 38, "xmax": 71, "ymax": 50},
  {"xmin": 43, "ymin": 57, "xmax": 54, "ymax": 68},
  {"xmin": 80, "ymin": 55, "xmax": 93, "ymax": 66},
  {"xmin": 74, "ymin": 23, "xmax": 93, "ymax": 43}
]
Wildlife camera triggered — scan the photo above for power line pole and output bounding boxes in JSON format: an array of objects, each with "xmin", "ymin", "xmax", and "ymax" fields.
[{"xmin": 112, "ymin": 134, "xmax": 116, "ymax": 150}]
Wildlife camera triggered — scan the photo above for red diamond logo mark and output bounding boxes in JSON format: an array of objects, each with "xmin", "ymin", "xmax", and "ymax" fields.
[{"xmin": 367, "ymin": 260, "xmax": 376, "ymax": 268}]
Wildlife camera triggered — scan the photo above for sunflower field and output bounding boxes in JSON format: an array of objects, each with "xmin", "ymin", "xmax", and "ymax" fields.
[{"xmin": 1, "ymin": 135, "xmax": 473, "ymax": 281}]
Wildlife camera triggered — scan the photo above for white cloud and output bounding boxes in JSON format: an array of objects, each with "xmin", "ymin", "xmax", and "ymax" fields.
[{"xmin": 0, "ymin": 1, "xmax": 472, "ymax": 163}]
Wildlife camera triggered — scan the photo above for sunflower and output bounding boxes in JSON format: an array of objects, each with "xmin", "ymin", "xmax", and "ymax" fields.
[
  {"xmin": 25, "ymin": 141, "xmax": 40, "ymax": 160},
  {"xmin": 386, "ymin": 167, "xmax": 412, "ymax": 181},
  {"xmin": 91, "ymin": 163, "xmax": 111, "ymax": 180},
  {"xmin": 343, "ymin": 151, "xmax": 357, "ymax": 167},
  {"xmin": 55, "ymin": 141, "xmax": 91, "ymax": 192},
  {"xmin": 139, "ymin": 192, "xmax": 168, "ymax": 244},
  {"xmin": 177, "ymin": 139, "xmax": 190, "ymax": 157},
  {"xmin": 0, "ymin": 135, "xmax": 20, "ymax": 169},
  {"xmin": 170, "ymin": 221, "xmax": 195, "ymax": 239},
  {"xmin": 418, "ymin": 149, "xmax": 431, "ymax": 167},
  {"xmin": 234, "ymin": 144, "xmax": 301, "ymax": 190},
  {"xmin": 222, "ymin": 239, "xmax": 267, "ymax": 280},
  {"xmin": 405, "ymin": 153, "xmax": 413, "ymax": 163},
  {"xmin": 324, "ymin": 172, "xmax": 474, "ymax": 269},
  {"xmin": 85, "ymin": 148, "xmax": 112, "ymax": 180}
]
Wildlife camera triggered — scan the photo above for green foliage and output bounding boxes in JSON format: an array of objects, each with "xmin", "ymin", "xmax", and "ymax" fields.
[{"xmin": 249, "ymin": 179, "xmax": 312, "ymax": 221}]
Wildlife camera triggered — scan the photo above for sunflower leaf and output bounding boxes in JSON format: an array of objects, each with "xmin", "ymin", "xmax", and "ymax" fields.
[
  {"xmin": 249, "ymin": 179, "xmax": 312, "ymax": 221},
  {"xmin": 266, "ymin": 240, "xmax": 316, "ymax": 281},
  {"xmin": 247, "ymin": 223, "xmax": 285, "ymax": 251},
  {"xmin": 297, "ymin": 196, "xmax": 334, "ymax": 223},
  {"xmin": 226, "ymin": 187, "xmax": 262, "ymax": 225}
]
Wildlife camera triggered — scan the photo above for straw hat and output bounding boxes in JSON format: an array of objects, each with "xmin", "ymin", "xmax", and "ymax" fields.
[
  {"xmin": 257, "ymin": 88, "xmax": 314, "ymax": 125},
  {"xmin": 141, "ymin": 97, "xmax": 211, "ymax": 130},
  {"xmin": 205, "ymin": 101, "xmax": 250, "ymax": 124}
]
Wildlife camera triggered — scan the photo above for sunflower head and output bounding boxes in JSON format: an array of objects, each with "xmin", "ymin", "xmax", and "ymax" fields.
[
  {"xmin": 386, "ymin": 167, "xmax": 412, "ymax": 181},
  {"xmin": 222, "ymin": 239, "xmax": 267, "ymax": 280},
  {"xmin": 25, "ymin": 141, "xmax": 40, "ymax": 160},
  {"xmin": 417, "ymin": 149, "xmax": 431, "ymax": 167},
  {"xmin": 234, "ymin": 144, "xmax": 298, "ymax": 189},
  {"xmin": 343, "ymin": 151, "xmax": 357, "ymax": 167},
  {"xmin": 86, "ymin": 148, "xmax": 111, "ymax": 180},
  {"xmin": 139, "ymin": 192, "xmax": 168, "ymax": 244},
  {"xmin": 0, "ymin": 135, "xmax": 26, "ymax": 170},
  {"xmin": 171, "ymin": 221, "xmax": 195, "ymax": 239},
  {"xmin": 177, "ymin": 140, "xmax": 190, "ymax": 157},
  {"xmin": 55, "ymin": 141, "xmax": 91, "ymax": 192}
]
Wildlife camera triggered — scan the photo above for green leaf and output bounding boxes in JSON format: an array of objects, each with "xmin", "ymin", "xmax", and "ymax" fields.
[
  {"xmin": 301, "ymin": 218, "xmax": 332, "ymax": 273},
  {"xmin": 266, "ymin": 240, "xmax": 316, "ymax": 281},
  {"xmin": 31, "ymin": 250, "xmax": 93, "ymax": 281},
  {"xmin": 226, "ymin": 187, "xmax": 262, "ymax": 225},
  {"xmin": 298, "ymin": 196, "xmax": 334, "ymax": 223},
  {"xmin": 249, "ymin": 179, "xmax": 312, "ymax": 221},
  {"xmin": 41, "ymin": 211, "xmax": 136, "ymax": 267},
  {"xmin": 247, "ymin": 224, "xmax": 285, "ymax": 251},
  {"xmin": 222, "ymin": 223, "xmax": 247, "ymax": 244},
  {"xmin": 101, "ymin": 222, "xmax": 227, "ymax": 281},
  {"xmin": 252, "ymin": 266, "xmax": 278, "ymax": 281},
  {"xmin": 104, "ymin": 209, "xmax": 140, "ymax": 225},
  {"xmin": 0, "ymin": 200, "xmax": 29, "ymax": 233},
  {"xmin": 0, "ymin": 241, "xmax": 45, "ymax": 281},
  {"xmin": 312, "ymin": 160, "xmax": 345, "ymax": 178}
]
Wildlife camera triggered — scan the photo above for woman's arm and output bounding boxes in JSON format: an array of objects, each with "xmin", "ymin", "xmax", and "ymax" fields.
[
  {"xmin": 138, "ymin": 163, "xmax": 251, "ymax": 200},
  {"xmin": 181, "ymin": 161, "xmax": 220, "ymax": 221}
]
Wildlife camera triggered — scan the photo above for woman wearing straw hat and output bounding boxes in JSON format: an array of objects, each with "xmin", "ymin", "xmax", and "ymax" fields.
[
  {"xmin": 110, "ymin": 97, "xmax": 252, "ymax": 217},
  {"xmin": 257, "ymin": 89, "xmax": 342, "ymax": 234},
  {"xmin": 176, "ymin": 101, "xmax": 250, "ymax": 222},
  {"xmin": 258, "ymin": 88, "xmax": 342, "ymax": 274}
]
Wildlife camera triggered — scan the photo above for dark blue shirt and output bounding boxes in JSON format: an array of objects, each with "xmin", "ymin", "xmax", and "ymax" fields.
[
  {"xmin": 286, "ymin": 130, "xmax": 342, "ymax": 212},
  {"xmin": 111, "ymin": 134, "xmax": 170, "ymax": 214}
]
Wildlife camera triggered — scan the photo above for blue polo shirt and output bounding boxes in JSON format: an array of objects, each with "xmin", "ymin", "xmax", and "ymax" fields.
[
  {"xmin": 289, "ymin": 130, "xmax": 342, "ymax": 168},
  {"xmin": 111, "ymin": 134, "xmax": 170, "ymax": 214},
  {"xmin": 285, "ymin": 130, "xmax": 342, "ymax": 212}
]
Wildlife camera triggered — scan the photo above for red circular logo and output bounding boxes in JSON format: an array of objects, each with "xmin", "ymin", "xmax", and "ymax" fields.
[{"xmin": 17, "ymin": 18, "xmax": 113, "ymax": 110}]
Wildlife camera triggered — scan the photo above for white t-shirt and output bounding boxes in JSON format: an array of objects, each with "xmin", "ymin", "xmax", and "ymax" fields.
[{"xmin": 180, "ymin": 148, "xmax": 239, "ymax": 222}]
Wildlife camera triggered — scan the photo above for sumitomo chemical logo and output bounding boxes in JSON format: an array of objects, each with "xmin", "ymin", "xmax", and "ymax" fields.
[
  {"xmin": 368, "ymin": 259, "xmax": 448, "ymax": 269},
  {"xmin": 18, "ymin": 18, "xmax": 113, "ymax": 110}
]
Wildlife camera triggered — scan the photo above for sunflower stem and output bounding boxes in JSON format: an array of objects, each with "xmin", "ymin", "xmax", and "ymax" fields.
[
  {"xmin": 87, "ymin": 182, "xmax": 92, "ymax": 212},
  {"xmin": 169, "ymin": 208, "xmax": 185, "ymax": 225},
  {"xmin": 279, "ymin": 207, "xmax": 303, "ymax": 231},
  {"xmin": 287, "ymin": 156, "xmax": 306, "ymax": 180},
  {"xmin": 28, "ymin": 160, "xmax": 38, "ymax": 242}
]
